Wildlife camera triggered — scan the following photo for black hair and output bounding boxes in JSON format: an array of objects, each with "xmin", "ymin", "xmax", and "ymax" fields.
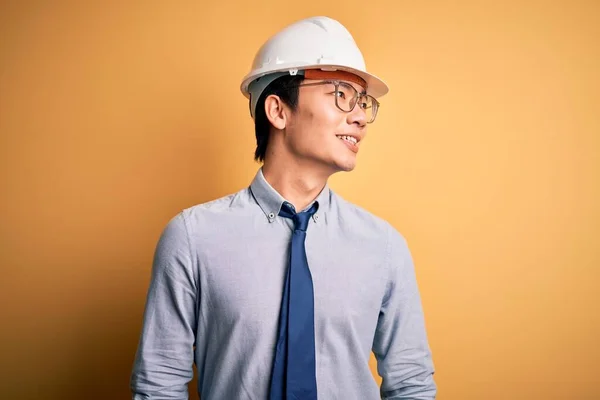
[{"xmin": 253, "ymin": 75, "xmax": 305, "ymax": 162}]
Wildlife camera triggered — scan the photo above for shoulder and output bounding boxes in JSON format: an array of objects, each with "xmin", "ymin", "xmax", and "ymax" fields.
[
  {"xmin": 182, "ymin": 186, "xmax": 252, "ymax": 224},
  {"xmin": 331, "ymin": 191, "xmax": 403, "ymax": 242},
  {"xmin": 159, "ymin": 186, "xmax": 253, "ymax": 241},
  {"xmin": 330, "ymin": 191, "xmax": 412, "ymax": 267}
]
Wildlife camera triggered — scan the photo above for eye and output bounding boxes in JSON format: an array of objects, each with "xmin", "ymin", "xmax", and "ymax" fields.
[{"xmin": 336, "ymin": 82, "xmax": 355, "ymax": 99}]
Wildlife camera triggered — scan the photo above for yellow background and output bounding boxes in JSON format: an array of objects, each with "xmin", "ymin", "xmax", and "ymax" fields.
[{"xmin": 1, "ymin": 1, "xmax": 598, "ymax": 399}]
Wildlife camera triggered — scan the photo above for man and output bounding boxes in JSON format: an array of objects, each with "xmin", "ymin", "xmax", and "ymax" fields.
[{"xmin": 131, "ymin": 16, "xmax": 436, "ymax": 400}]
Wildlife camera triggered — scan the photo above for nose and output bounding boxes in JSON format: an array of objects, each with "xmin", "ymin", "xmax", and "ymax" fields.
[{"xmin": 347, "ymin": 102, "xmax": 367, "ymax": 128}]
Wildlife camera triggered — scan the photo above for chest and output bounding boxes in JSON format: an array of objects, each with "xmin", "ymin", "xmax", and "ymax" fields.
[{"xmin": 197, "ymin": 223, "xmax": 388, "ymax": 331}]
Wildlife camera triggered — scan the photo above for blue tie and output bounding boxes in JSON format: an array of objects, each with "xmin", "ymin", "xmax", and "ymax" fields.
[{"xmin": 269, "ymin": 201, "xmax": 319, "ymax": 400}]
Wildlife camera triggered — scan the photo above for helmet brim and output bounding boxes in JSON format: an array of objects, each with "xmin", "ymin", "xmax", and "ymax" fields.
[{"xmin": 240, "ymin": 64, "xmax": 389, "ymax": 99}]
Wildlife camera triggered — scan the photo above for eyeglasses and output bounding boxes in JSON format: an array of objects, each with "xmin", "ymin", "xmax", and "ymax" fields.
[{"xmin": 290, "ymin": 80, "xmax": 380, "ymax": 124}]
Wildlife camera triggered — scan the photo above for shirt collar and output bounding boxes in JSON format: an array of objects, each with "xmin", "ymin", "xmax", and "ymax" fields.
[{"xmin": 249, "ymin": 168, "xmax": 331, "ymax": 223}]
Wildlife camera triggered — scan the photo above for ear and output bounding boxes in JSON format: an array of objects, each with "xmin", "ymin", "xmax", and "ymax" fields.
[{"xmin": 264, "ymin": 94, "xmax": 288, "ymax": 130}]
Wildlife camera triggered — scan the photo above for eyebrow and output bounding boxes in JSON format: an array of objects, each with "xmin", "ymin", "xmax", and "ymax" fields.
[{"xmin": 325, "ymin": 79, "xmax": 367, "ymax": 94}]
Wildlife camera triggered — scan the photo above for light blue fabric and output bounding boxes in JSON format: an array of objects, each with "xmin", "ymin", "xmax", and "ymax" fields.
[{"xmin": 131, "ymin": 168, "xmax": 436, "ymax": 399}]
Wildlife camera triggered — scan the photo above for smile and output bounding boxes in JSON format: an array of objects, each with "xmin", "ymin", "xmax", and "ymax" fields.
[{"xmin": 336, "ymin": 135, "xmax": 358, "ymax": 145}]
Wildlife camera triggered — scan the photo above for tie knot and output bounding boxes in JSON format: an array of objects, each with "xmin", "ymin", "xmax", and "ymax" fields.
[{"xmin": 279, "ymin": 202, "xmax": 318, "ymax": 232}]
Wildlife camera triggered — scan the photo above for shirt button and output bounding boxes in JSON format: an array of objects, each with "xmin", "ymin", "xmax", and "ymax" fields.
[
  {"xmin": 314, "ymin": 214, "xmax": 319, "ymax": 221},
  {"xmin": 268, "ymin": 212, "xmax": 275, "ymax": 220}
]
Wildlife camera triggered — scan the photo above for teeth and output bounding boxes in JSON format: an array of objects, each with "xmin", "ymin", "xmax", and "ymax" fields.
[{"xmin": 337, "ymin": 135, "xmax": 357, "ymax": 145}]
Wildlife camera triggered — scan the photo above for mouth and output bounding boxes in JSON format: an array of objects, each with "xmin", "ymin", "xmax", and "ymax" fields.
[
  {"xmin": 336, "ymin": 135, "xmax": 359, "ymax": 145},
  {"xmin": 336, "ymin": 134, "xmax": 360, "ymax": 153}
]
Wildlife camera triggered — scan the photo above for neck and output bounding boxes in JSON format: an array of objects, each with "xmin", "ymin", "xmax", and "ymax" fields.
[{"xmin": 262, "ymin": 160, "xmax": 330, "ymax": 212}]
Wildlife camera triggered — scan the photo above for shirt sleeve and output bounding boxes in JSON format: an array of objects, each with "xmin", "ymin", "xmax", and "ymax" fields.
[
  {"xmin": 130, "ymin": 212, "xmax": 198, "ymax": 400},
  {"xmin": 372, "ymin": 224, "xmax": 437, "ymax": 399}
]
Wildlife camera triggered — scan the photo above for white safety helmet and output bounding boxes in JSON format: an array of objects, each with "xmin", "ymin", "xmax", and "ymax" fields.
[{"xmin": 240, "ymin": 16, "xmax": 389, "ymax": 119}]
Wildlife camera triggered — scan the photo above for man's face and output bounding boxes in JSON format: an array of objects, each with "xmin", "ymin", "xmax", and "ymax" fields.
[{"xmin": 283, "ymin": 78, "xmax": 369, "ymax": 174}]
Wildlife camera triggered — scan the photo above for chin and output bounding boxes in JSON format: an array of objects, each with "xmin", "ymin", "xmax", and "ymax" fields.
[
  {"xmin": 313, "ymin": 153, "xmax": 357, "ymax": 174},
  {"xmin": 333, "ymin": 158, "xmax": 357, "ymax": 172}
]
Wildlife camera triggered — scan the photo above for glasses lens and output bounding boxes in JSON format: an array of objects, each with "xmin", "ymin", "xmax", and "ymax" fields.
[
  {"xmin": 334, "ymin": 82, "xmax": 357, "ymax": 112},
  {"xmin": 363, "ymin": 95, "xmax": 379, "ymax": 123},
  {"xmin": 354, "ymin": 95, "xmax": 379, "ymax": 123},
  {"xmin": 334, "ymin": 82, "xmax": 379, "ymax": 123}
]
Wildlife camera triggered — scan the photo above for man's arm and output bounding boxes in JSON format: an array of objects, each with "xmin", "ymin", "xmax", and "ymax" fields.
[
  {"xmin": 372, "ymin": 224, "xmax": 437, "ymax": 399},
  {"xmin": 130, "ymin": 212, "xmax": 198, "ymax": 400}
]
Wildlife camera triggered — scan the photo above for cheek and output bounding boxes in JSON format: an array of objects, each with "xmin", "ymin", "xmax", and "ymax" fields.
[
  {"xmin": 309, "ymin": 113, "xmax": 340, "ymax": 148},
  {"xmin": 290, "ymin": 102, "xmax": 344, "ymax": 148},
  {"xmin": 292, "ymin": 109, "xmax": 322, "ymax": 143},
  {"xmin": 306, "ymin": 106, "xmax": 345, "ymax": 136}
]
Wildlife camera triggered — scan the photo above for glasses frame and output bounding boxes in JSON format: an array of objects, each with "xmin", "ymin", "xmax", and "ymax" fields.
[{"xmin": 289, "ymin": 80, "xmax": 380, "ymax": 124}]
